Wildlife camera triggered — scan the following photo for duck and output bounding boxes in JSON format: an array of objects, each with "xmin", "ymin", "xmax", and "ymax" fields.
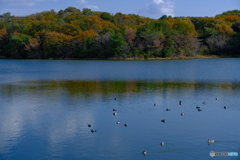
[
  {"xmin": 223, "ymin": 106, "xmax": 227, "ymax": 109},
  {"xmin": 142, "ymin": 150, "xmax": 147, "ymax": 155},
  {"xmin": 91, "ymin": 129, "xmax": 97, "ymax": 133},
  {"xmin": 166, "ymin": 108, "xmax": 171, "ymax": 111},
  {"xmin": 116, "ymin": 121, "xmax": 120, "ymax": 124},
  {"xmin": 208, "ymin": 139, "xmax": 215, "ymax": 144},
  {"xmin": 113, "ymin": 109, "xmax": 117, "ymax": 111},
  {"xmin": 124, "ymin": 123, "xmax": 128, "ymax": 127},
  {"xmin": 161, "ymin": 119, "xmax": 166, "ymax": 123},
  {"xmin": 215, "ymin": 98, "xmax": 219, "ymax": 100},
  {"xmin": 198, "ymin": 108, "xmax": 202, "ymax": 112},
  {"xmin": 88, "ymin": 124, "xmax": 92, "ymax": 127},
  {"xmin": 154, "ymin": 103, "xmax": 156, "ymax": 106},
  {"xmin": 113, "ymin": 112, "xmax": 117, "ymax": 115},
  {"xmin": 181, "ymin": 113, "xmax": 184, "ymax": 116},
  {"xmin": 160, "ymin": 142, "xmax": 165, "ymax": 146},
  {"xmin": 179, "ymin": 101, "xmax": 183, "ymax": 105},
  {"xmin": 196, "ymin": 106, "xmax": 200, "ymax": 109},
  {"xmin": 202, "ymin": 102, "xmax": 206, "ymax": 104}
]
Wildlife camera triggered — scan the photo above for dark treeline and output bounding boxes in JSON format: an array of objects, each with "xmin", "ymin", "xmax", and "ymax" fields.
[{"xmin": 0, "ymin": 7, "xmax": 240, "ymax": 59}]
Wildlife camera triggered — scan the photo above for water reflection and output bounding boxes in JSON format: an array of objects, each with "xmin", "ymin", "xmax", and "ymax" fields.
[
  {"xmin": 1, "ymin": 80, "xmax": 240, "ymax": 97},
  {"xmin": 0, "ymin": 80, "xmax": 240, "ymax": 160}
]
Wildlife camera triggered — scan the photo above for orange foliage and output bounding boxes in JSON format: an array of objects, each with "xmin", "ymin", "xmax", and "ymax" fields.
[
  {"xmin": 101, "ymin": 21, "xmax": 116, "ymax": 29},
  {"xmin": 76, "ymin": 29, "xmax": 98, "ymax": 43},
  {"xmin": 25, "ymin": 38, "xmax": 40, "ymax": 53},
  {"xmin": 29, "ymin": 20, "xmax": 40, "ymax": 26},
  {"xmin": 218, "ymin": 16, "xmax": 240, "ymax": 23},
  {"xmin": 123, "ymin": 14, "xmax": 130, "ymax": 19},
  {"xmin": 85, "ymin": 16, "xmax": 116, "ymax": 32},
  {"xmin": 44, "ymin": 31, "xmax": 72, "ymax": 44},
  {"xmin": 60, "ymin": 23, "xmax": 80, "ymax": 36},
  {"xmin": 0, "ymin": 28, "xmax": 7, "ymax": 38}
]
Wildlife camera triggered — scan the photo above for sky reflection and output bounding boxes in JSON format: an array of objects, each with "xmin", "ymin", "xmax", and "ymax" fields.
[{"xmin": 0, "ymin": 80, "xmax": 240, "ymax": 159}]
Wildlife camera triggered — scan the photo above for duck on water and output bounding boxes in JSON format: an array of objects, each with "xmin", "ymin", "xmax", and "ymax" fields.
[{"xmin": 208, "ymin": 139, "xmax": 215, "ymax": 144}]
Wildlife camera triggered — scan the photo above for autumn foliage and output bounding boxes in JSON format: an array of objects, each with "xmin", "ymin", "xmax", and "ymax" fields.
[{"xmin": 0, "ymin": 7, "xmax": 240, "ymax": 59}]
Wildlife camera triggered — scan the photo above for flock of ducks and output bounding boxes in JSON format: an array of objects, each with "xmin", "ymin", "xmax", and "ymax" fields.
[
  {"xmin": 142, "ymin": 139, "xmax": 216, "ymax": 155},
  {"xmin": 87, "ymin": 97, "xmax": 223, "ymax": 156},
  {"xmin": 88, "ymin": 124, "xmax": 97, "ymax": 133},
  {"xmin": 87, "ymin": 98, "xmax": 128, "ymax": 134},
  {"xmin": 142, "ymin": 98, "xmax": 225, "ymax": 156},
  {"xmin": 112, "ymin": 104, "xmax": 129, "ymax": 127}
]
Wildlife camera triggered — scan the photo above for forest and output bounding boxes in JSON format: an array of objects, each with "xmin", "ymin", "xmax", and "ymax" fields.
[{"xmin": 0, "ymin": 7, "xmax": 240, "ymax": 59}]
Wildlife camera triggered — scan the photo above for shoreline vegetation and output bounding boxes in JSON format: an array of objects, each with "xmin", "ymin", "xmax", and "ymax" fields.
[
  {"xmin": 0, "ymin": 55, "xmax": 221, "ymax": 60},
  {"xmin": 0, "ymin": 7, "xmax": 240, "ymax": 60}
]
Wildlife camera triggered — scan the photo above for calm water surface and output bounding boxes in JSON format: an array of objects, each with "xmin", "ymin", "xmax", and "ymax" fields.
[{"xmin": 0, "ymin": 59, "xmax": 240, "ymax": 160}]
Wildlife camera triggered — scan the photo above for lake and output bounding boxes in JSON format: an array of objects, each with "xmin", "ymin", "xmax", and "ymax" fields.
[{"xmin": 0, "ymin": 59, "xmax": 240, "ymax": 160}]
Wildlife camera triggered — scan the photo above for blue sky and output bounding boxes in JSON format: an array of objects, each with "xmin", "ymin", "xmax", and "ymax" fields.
[{"xmin": 0, "ymin": 0, "xmax": 239, "ymax": 19}]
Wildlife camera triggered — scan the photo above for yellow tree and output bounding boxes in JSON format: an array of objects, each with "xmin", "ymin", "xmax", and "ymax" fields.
[
  {"xmin": 218, "ymin": 15, "xmax": 240, "ymax": 24},
  {"xmin": 59, "ymin": 23, "xmax": 80, "ymax": 36},
  {"xmin": 214, "ymin": 24, "xmax": 233, "ymax": 35},
  {"xmin": 41, "ymin": 31, "xmax": 73, "ymax": 58},
  {"xmin": 85, "ymin": 16, "xmax": 116, "ymax": 32},
  {"xmin": 167, "ymin": 18, "xmax": 198, "ymax": 36},
  {"xmin": 25, "ymin": 38, "xmax": 41, "ymax": 58},
  {"xmin": 75, "ymin": 29, "xmax": 98, "ymax": 43}
]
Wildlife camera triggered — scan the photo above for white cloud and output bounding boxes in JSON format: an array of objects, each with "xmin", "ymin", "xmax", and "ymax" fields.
[
  {"xmin": 153, "ymin": 0, "xmax": 164, "ymax": 4},
  {"xmin": 76, "ymin": 0, "xmax": 87, "ymax": 4},
  {"xmin": 85, "ymin": 4, "xmax": 99, "ymax": 10},
  {"xmin": 139, "ymin": 0, "xmax": 175, "ymax": 17},
  {"xmin": 75, "ymin": 0, "xmax": 99, "ymax": 10}
]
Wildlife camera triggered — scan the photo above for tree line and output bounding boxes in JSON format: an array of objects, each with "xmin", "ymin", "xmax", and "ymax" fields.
[{"xmin": 0, "ymin": 7, "xmax": 240, "ymax": 59}]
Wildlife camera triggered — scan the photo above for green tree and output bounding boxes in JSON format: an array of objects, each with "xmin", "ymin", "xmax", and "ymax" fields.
[
  {"xmin": 95, "ymin": 32, "xmax": 112, "ymax": 58},
  {"xmin": 5, "ymin": 33, "xmax": 31, "ymax": 58},
  {"xmin": 63, "ymin": 12, "xmax": 85, "ymax": 23},
  {"xmin": 34, "ymin": 10, "xmax": 60, "ymax": 22},
  {"xmin": 100, "ymin": 12, "xmax": 113, "ymax": 21},
  {"xmin": 64, "ymin": 7, "xmax": 81, "ymax": 13},
  {"xmin": 82, "ymin": 8, "xmax": 93, "ymax": 16},
  {"xmin": 0, "ymin": 12, "xmax": 12, "ymax": 21},
  {"xmin": 110, "ymin": 32, "xmax": 129, "ymax": 58},
  {"xmin": 232, "ymin": 21, "xmax": 240, "ymax": 32},
  {"xmin": 159, "ymin": 15, "xmax": 171, "ymax": 20},
  {"xmin": 162, "ymin": 35, "xmax": 177, "ymax": 57},
  {"xmin": 215, "ymin": 10, "xmax": 240, "ymax": 18}
]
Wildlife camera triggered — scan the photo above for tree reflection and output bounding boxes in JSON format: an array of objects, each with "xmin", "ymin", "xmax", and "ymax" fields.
[{"xmin": 0, "ymin": 80, "xmax": 239, "ymax": 98}]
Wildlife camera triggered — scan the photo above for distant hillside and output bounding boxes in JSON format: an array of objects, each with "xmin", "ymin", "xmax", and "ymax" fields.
[
  {"xmin": 0, "ymin": 7, "xmax": 240, "ymax": 59},
  {"xmin": 215, "ymin": 10, "xmax": 240, "ymax": 17}
]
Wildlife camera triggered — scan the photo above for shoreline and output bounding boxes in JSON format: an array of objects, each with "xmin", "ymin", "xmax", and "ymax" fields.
[{"xmin": 0, "ymin": 55, "xmax": 222, "ymax": 60}]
